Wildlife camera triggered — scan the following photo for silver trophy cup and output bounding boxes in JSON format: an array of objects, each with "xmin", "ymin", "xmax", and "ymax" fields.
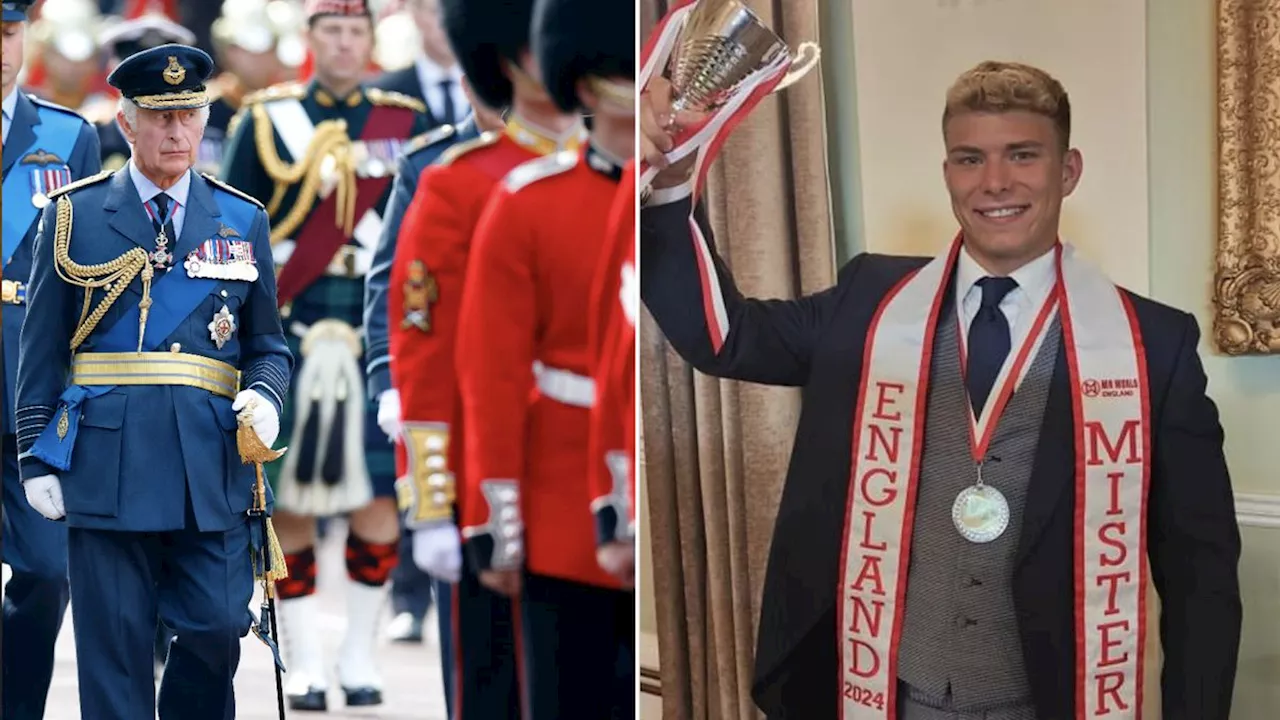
[{"xmin": 664, "ymin": 0, "xmax": 819, "ymax": 116}]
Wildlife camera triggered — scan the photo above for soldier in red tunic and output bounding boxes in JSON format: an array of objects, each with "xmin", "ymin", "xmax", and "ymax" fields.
[
  {"xmin": 588, "ymin": 160, "xmax": 637, "ymax": 587},
  {"xmin": 386, "ymin": 0, "xmax": 583, "ymax": 716},
  {"xmin": 454, "ymin": 0, "xmax": 635, "ymax": 715}
]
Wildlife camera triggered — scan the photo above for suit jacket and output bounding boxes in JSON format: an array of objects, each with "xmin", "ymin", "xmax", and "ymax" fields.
[
  {"xmin": 2, "ymin": 91, "xmax": 101, "ymax": 436},
  {"xmin": 371, "ymin": 66, "xmax": 444, "ymax": 128},
  {"xmin": 15, "ymin": 169, "xmax": 293, "ymax": 533},
  {"xmin": 640, "ymin": 197, "xmax": 1242, "ymax": 719}
]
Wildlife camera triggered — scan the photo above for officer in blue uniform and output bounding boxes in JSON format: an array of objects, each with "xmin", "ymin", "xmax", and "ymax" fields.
[
  {"xmin": 15, "ymin": 43, "xmax": 293, "ymax": 720},
  {"xmin": 1, "ymin": 1, "xmax": 101, "ymax": 718}
]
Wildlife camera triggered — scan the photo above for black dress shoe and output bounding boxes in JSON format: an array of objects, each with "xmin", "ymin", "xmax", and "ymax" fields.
[
  {"xmin": 287, "ymin": 689, "xmax": 328, "ymax": 712},
  {"xmin": 343, "ymin": 686, "xmax": 384, "ymax": 706}
]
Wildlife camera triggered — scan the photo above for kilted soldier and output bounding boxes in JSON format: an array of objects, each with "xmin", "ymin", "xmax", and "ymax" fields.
[
  {"xmin": 2, "ymin": 1, "xmax": 101, "ymax": 717},
  {"xmin": 454, "ymin": 0, "xmax": 635, "ymax": 715},
  {"xmin": 15, "ymin": 44, "xmax": 292, "ymax": 720},
  {"xmin": 220, "ymin": 0, "xmax": 431, "ymax": 710}
]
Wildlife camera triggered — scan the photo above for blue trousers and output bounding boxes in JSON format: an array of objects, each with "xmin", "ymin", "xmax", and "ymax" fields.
[
  {"xmin": 1, "ymin": 433, "xmax": 69, "ymax": 720},
  {"xmin": 67, "ymin": 518, "xmax": 254, "ymax": 720}
]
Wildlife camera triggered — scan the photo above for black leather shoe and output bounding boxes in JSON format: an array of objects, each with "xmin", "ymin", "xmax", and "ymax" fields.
[
  {"xmin": 343, "ymin": 687, "xmax": 384, "ymax": 706},
  {"xmin": 287, "ymin": 689, "xmax": 328, "ymax": 712}
]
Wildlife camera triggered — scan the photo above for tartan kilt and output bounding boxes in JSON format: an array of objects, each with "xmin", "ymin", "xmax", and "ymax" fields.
[{"xmin": 265, "ymin": 274, "xmax": 397, "ymax": 505}]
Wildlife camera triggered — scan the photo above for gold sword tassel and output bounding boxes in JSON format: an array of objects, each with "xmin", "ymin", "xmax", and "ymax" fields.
[{"xmin": 236, "ymin": 402, "xmax": 289, "ymax": 583}]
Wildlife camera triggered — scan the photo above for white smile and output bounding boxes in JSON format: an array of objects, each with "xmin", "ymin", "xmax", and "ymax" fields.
[{"xmin": 978, "ymin": 206, "xmax": 1029, "ymax": 219}]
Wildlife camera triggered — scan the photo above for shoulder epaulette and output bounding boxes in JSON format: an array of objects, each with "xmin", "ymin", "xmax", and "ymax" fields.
[
  {"xmin": 404, "ymin": 124, "xmax": 456, "ymax": 156},
  {"xmin": 28, "ymin": 94, "xmax": 84, "ymax": 121},
  {"xmin": 503, "ymin": 151, "xmax": 578, "ymax": 193},
  {"xmin": 438, "ymin": 131, "xmax": 501, "ymax": 166},
  {"xmin": 242, "ymin": 81, "xmax": 306, "ymax": 106},
  {"xmin": 201, "ymin": 173, "xmax": 265, "ymax": 209},
  {"xmin": 367, "ymin": 87, "xmax": 427, "ymax": 114},
  {"xmin": 46, "ymin": 170, "xmax": 111, "ymax": 200}
]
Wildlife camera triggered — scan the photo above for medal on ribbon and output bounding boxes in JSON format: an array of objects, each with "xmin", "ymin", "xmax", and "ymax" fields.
[{"xmin": 953, "ymin": 276, "xmax": 1060, "ymax": 543}]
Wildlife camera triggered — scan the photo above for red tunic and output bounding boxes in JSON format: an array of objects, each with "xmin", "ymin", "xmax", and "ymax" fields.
[
  {"xmin": 586, "ymin": 161, "xmax": 637, "ymax": 545},
  {"xmin": 456, "ymin": 145, "xmax": 625, "ymax": 589},
  {"xmin": 387, "ymin": 127, "xmax": 554, "ymax": 527}
]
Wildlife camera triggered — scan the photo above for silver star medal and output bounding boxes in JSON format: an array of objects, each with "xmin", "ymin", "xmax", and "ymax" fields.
[{"xmin": 208, "ymin": 304, "xmax": 236, "ymax": 350}]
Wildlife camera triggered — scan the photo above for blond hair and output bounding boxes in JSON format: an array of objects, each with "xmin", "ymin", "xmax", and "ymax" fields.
[{"xmin": 943, "ymin": 61, "xmax": 1071, "ymax": 150}]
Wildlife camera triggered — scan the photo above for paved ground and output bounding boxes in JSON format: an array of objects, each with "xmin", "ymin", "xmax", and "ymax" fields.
[{"xmin": 7, "ymin": 520, "xmax": 449, "ymax": 719}]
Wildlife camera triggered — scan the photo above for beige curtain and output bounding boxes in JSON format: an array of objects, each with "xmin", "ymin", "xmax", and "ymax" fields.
[
  {"xmin": 639, "ymin": 1, "xmax": 835, "ymax": 717},
  {"xmin": 1213, "ymin": 0, "xmax": 1280, "ymax": 355}
]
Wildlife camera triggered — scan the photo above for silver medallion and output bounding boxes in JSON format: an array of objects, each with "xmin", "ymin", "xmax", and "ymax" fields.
[
  {"xmin": 951, "ymin": 484, "xmax": 1009, "ymax": 543},
  {"xmin": 32, "ymin": 192, "xmax": 50, "ymax": 209}
]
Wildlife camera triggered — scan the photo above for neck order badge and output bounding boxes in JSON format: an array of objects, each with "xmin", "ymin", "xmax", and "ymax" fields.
[{"xmin": 838, "ymin": 238, "xmax": 1150, "ymax": 719}]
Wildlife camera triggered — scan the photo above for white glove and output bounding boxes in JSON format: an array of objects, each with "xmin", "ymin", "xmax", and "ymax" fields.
[
  {"xmin": 412, "ymin": 522, "xmax": 462, "ymax": 583},
  {"xmin": 377, "ymin": 389, "xmax": 402, "ymax": 442},
  {"xmin": 232, "ymin": 389, "xmax": 279, "ymax": 448},
  {"xmin": 24, "ymin": 474, "xmax": 66, "ymax": 520}
]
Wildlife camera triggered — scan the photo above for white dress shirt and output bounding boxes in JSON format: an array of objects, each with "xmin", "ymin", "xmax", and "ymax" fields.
[
  {"xmin": 415, "ymin": 55, "xmax": 468, "ymax": 125},
  {"xmin": 128, "ymin": 159, "xmax": 191, "ymax": 240},
  {"xmin": 953, "ymin": 242, "xmax": 1057, "ymax": 340},
  {"xmin": 2, "ymin": 86, "xmax": 19, "ymax": 145}
]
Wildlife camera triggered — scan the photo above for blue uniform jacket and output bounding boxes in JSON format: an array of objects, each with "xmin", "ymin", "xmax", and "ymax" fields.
[
  {"xmin": 2, "ymin": 92, "xmax": 101, "ymax": 437},
  {"xmin": 15, "ymin": 169, "xmax": 293, "ymax": 533},
  {"xmin": 363, "ymin": 117, "xmax": 479, "ymax": 398}
]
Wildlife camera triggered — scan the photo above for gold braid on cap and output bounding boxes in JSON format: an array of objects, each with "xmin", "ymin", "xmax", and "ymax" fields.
[
  {"xmin": 131, "ymin": 89, "xmax": 210, "ymax": 109},
  {"xmin": 51, "ymin": 196, "xmax": 155, "ymax": 352},
  {"xmin": 251, "ymin": 102, "xmax": 358, "ymax": 243}
]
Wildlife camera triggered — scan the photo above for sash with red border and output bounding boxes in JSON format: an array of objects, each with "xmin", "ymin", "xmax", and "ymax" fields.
[
  {"xmin": 838, "ymin": 238, "xmax": 1149, "ymax": 719},
  {"xmin": 274, "ymin": 105, "xmax": 415, "ymax": 306}
]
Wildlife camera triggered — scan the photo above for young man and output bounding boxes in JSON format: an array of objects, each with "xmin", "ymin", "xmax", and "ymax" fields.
[
  {"xmin": 1, "ymin": 1, "xmax": 101, "ymax": 717},
  {"xmin": 385, "ymin": 0, "xmax": 582, "ymax": 715},
  {"xmin": 453, "ymin": 0, "xmax": 635, "ymax": 715},
  {"xmin": 15, "ymin": 44, "xmax": 292, "ymax": 720},
  {"xmin": 219, "ymin": 0, "xmax": 430, "ymax": 710},
  {"xmin": 640, "ymin": 61, "xmax": 1241, "ymax": 718}
]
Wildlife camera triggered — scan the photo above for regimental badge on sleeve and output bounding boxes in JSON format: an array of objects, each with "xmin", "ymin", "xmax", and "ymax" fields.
[
  {"xmin": 185, "ymin": 226, "xmax": 260, "ymax": 282},
  {"xmin": 24, "ymin": 149, "xmax": 72, "ymax": 209},
  {"xmin": 401, "ymin": 260, "xmax": 438, "ymax": 332}
]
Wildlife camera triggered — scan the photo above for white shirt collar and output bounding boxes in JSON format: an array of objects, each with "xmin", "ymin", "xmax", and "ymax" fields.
[
  {"xmin": 415, "ymin": 54, "xmax": 462, "ymax": 90},
  {"xmin": 127, "ymin": 158, "xmax": 192, "ymax": 210},
  {"xmin": 2, "ymin": 86, "xmax": 19, "ymax": 121},
  {"xmin": 955, "ymin": 241, "xmax": 1057, "ymax": 309}
]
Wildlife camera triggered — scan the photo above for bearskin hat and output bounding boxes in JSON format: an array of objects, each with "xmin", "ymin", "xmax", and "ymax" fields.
[
  {"xmin": 441, "ymin": 0, "xmax": 536, "ymax": 111},
  {"xmin": 531, "ymin": 0, "xmax": 634, "ymax": 113}
]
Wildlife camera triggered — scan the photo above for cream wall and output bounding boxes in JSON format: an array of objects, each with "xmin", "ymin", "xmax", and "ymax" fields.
[{"xmin": 848, "ymin": 0, "xmax": 1149, "ymax": 290}]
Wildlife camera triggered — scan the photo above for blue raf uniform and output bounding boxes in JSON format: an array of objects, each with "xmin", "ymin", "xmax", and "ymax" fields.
[
  {"xmin": 14, "ymin": 44, "xmax": 293, "ymax": 720},
  {"xmin": 361, "ymin": 115, "xmax": 478, "ymax": 717},
  {"xmin": 1, "ymin": 1, "xmax": 101, "ymax": 718}
]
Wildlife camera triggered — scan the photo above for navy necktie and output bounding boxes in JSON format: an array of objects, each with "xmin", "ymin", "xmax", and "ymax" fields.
[
  {"xmin": 438, "ymin": 79, "xmax": 456, "ymax": 125},
  {"xmin": 966, "ymin": 276, "xmax": 1019, "ymax": 415}
]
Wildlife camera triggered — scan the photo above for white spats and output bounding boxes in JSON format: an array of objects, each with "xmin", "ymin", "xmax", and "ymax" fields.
[{"xmin": 337, "ymin": 580, "xmax": 388, "ymax": 690}]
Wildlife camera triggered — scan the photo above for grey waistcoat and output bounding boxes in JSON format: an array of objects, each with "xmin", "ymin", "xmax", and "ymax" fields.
[{"xmin": 895, "ymin": 305, "xmax": 1061, "ymax": 712}]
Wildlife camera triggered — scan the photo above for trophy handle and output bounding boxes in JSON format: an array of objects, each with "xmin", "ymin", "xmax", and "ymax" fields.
[{"xmin": 772, "ymin": 41, "xmax": 821, "ymax": 93}]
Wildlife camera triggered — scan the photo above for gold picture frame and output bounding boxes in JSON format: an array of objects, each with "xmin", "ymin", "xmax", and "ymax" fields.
[{"xmin": 1213, "ymin": 0, "xmax": 1280, "ymax": 355}]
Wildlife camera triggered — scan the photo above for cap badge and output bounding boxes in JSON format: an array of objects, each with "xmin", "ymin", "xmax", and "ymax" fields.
[{"xmin": 164, "ymin": 56, "xmax": 186, "ymax": 86}]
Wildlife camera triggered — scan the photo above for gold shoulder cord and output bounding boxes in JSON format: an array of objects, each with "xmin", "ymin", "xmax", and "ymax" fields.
[
  {"xmin": 51, "ymin": 196, "xmax": 154, "ymax": 352},
  {"xmin": 250, "ymin": 102, "xmax": 358, "ymax": 244}
]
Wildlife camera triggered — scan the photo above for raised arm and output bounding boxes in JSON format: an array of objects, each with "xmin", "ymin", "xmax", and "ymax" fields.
[{"xmin": 640, "ymin": 193, "xmax": 851, "ymax": 386}]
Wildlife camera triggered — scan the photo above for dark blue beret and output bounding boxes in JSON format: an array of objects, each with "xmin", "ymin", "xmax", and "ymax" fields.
[{"xmin": 107, "ymin": 44, "xmax": 215, "ymax": 111}]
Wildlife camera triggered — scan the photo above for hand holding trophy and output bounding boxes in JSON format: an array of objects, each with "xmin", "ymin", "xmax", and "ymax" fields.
[{"xmin": 639, "ymin": 0, "xmax": 820, "ymax": 197}]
